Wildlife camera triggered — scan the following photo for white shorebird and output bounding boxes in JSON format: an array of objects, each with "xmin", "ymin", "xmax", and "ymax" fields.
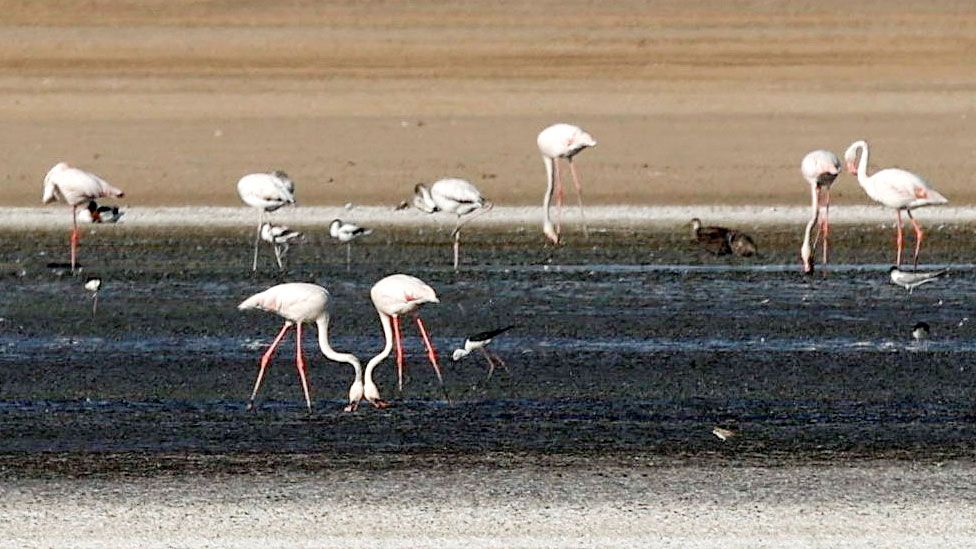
[
  {"xmin": 844, "ymin": 140, "xmax": 948, "ymax": 267},
  {"xmin": 329, "ymin": 219, "xmax": 373, "ymax": 269},
  {"xmin": 77, "ymin": 200, "xmax": 124, "ymax": 224},
  {"xmin": 538, "ymin": 123, "xmax": 597, "ymax": 244},
  {"xmin": 41, "ymin": 162, "xmax": 125, "ymax": 273},
  {"xmin": 238, "ymin": 282, "xmax": 378, "ymax": 412},
  {"xmin": 84, "ymin": 276, "xmax": 101, "ymax": 317},
  {"xmin": 237, "ymin": 171, "xmax": 296, "ymax": 272},
  {"xmin": 260, "ymin": 223, "xmax": 302, "ymax": 271},
  {"xmin": 364, "ymin": 274, "xmax": 446, "ymax": 399},
  {"xmin": 452, "ymin": 325, "xmax": 514, "ymax": 379},
  {"xmin": 912, "ymin": 321, "xmax": 930, "ymax": 344},
  {"xmin": 712, "ymin": 427, "xmax": 737, "ymax": 441},
  {"xmin": 800, "ymin": 149, "xmax": 842, "ymax": 274},
  {"xmin": 889, "ymin": 266, "xmax": 949, "ymax": 292},
  {"xmin": 399, "ymin": 178, "xmax": 493, "ymax": 271}
]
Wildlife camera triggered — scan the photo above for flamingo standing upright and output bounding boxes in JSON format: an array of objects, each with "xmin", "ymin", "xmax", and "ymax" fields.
[
  {"xmin": 844, "ymin": 140, "xmax": 948, "ymax": 267},
  {"xmin": 400, "ymin": 178, "xmax": 493, "ymax": 271},
  {"xmin": 237, "ymin": 171, "xmax": 296, "ymax": 272},
  {"xmin": 537, "ymin": 123, "xmax": 596, "ymax": 244},
  {"xmin": 41, "ymin": 162, "xmax": 125, "ymax": 273},
  {"xmin": 364, "ymin": 274, "xmax": 446, "ymax": 400},
  {"xmin": 799, "ymin": 150, "xmax": 842, "ymax": 274},
  {"xmin": 238, "ymin": 282, "xmax": 382, "ymax": 412}
]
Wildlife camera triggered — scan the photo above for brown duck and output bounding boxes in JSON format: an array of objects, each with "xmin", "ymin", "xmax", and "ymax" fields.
[{"xmin": 690, "ymin": 218, "xmax": 757, "ymax": 257}]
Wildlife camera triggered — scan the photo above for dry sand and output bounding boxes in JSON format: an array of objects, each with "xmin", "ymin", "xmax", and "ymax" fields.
[
  {"xmin": 2, "ymin": 461, "xmax": 975, "ymax": 548},
  {"xmin": 1, "ymin": 1, "xmax": 975, "ymax": 208}
]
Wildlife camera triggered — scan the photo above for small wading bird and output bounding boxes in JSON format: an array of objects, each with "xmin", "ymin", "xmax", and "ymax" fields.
[
  {"xmin": 365, "ymin": 274, "xmax": 448, "ymax": 400},
  {"xmin": 238, "ymin": 282, "xmax": 378, "ymax": 412},
  {"xmin": 690, "ymin": 219, "xmax": 757, "ymax": 257},
  {"xmin": 452, "ymin": 325, "xmax": 514, "ymax": 379},
  {"xmin": 889, "ymin": 266, "xmax": 949, "ymax": 292},
  {"xmin": 799, "ymin": 149, "xmax": 842, "ymax": 274},
  {"xmin": 712, "ymin": 427, "xmax": 737, "ymax": 441},
  {"xmin": 237, "ymin": 171, "xmax": 296, "ymax": 272},
  {"xmin": 84, "ymin": 277, "xmax": 101, "ymax": 317},
  {"xmin": 77, "ymin": 200, "xmax": 124, "ymax": 224},
  {"xmin": 41, "ymin": 162, "xmax": 125, "ymax": 273},
  {"xmin": 844, "ymin": 140, "xmax": 947, "ymax": 267},
  {"xmin": 329, "ymin": 219, "xmax": 373, "ymax": 270},
  {"xmin": 538, "ymin": 123, "xmax": 596, "ymax": 244},
  {"xmin": 912, "ymin": 321, "xmax": 930, "ymax": 344},
  {"xmin": 397, "ymin": 178, "xmax": 493, "ymax": 271},
  {"xmin": 259, "ymin": 223, "xmax": 302, "ymax": 271}
]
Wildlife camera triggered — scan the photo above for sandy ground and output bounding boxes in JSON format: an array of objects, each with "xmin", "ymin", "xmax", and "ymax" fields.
[
  {"xmin": 2, "ymin": 460, "xmax": 975, "ymax": 548},
  {"xmin": 1, "ymin": 1, "xmax": 975, "ymax": 207}
]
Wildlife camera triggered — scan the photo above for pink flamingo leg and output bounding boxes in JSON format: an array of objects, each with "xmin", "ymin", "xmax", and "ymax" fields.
[
  {"xmin": 895, "ymin": 210, "xmax": 904, "ymax": 266},
  {"xmin": 247, "ymin": 322, "xmax": 292, "ymax": 410},
  {"xmin": 295, "ymin": 322, "xmax": 312, "ymax": 412},
  {"xmin": 414, "ymin": 317, "xmax": 444, "ymax": 385},
  {"xmin": 821, "ymin": 187, "xmax": 831, "ymax": 269},
  {"xmin": 553, "ymin": 159, "xmax": 563, "ymax": 238},
  {"xmin": 392, "ymin": 314, "xmax": 406, "ymax": 391},
  {"xmin": 70, "ymin": 205, "xmax": 79, "ymax": 273},
  {"xmin": 907, "ymin": 210, "xmax": 924, "ymax": 268},
  {"xmin": 568, "ymin": 159, "xmax": 589, "ymax": 237}
]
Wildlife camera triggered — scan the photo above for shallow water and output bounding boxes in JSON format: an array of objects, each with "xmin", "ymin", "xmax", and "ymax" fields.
[{"xmin": 0, "ymin": 226, "xmax": 974, "ymax": 469}]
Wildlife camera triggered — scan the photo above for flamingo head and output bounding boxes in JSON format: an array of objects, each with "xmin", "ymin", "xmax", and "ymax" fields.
[
  {"xmin": 410, "ymin": 184, "xmax": 437, "ymax": 213},
  {"xmin": 543, "ymin": 220, "xmax": 559, "ymax": 245},
  {"xmin": 843, "ymin": 141, "xmax": 866, "ymax": 175}
]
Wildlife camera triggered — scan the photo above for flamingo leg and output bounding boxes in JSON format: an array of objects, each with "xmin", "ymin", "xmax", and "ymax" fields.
[
  {"xmin": 553, "ymin": 159, "xmax": 563, "ymax": 239},
  {"xmin": 295, "ymin": 322, "xmax": 312, "ymax": 412},
  {"xmin": 392, "ymin": 314, "xmax": 405, "ymax": 391},
  {"xmin": 415, "ymin": 316, "xmax": 447, "ymax": 387},
  {"xmin": 247, "ymin": 321, "xmax": 292, "ymax": 410},
  {"xmin": 907, "ymin": 210, "xmax": 924, "ymax": 268},
  {"xmin": 251, "ymin": 210, "xmax": 263, "ymax": 272},
  {"xmin": 895, "ymin": 210, "xmax": 904, "ymax": 267},
  {"xmin": 70, "ymin": 205, "xmax": 79, "ymax": 274},
  {"xmin": 821, "ymin": 187, "xmax": 831, "ymax": 270},
  {"xmin": 568, "ymin": 158, "xmax": 589, "ymax": 237},
  {"xmin": 479, "ymin": 348, "xmax": 497, "ymax": 380}
]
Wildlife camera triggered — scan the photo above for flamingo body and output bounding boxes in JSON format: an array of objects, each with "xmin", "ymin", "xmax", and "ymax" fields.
[
  {"xmin": 844, "ymin": 140, "xmax": 947, "ymax": 266},
  {"xmin": 538, "ymin": 123, "xmax": 596, "ymax": 244},
  {"xmin": 799, "ymin": 149, "xmax": 841, "ymax": 274},
  {"xmin": 365, "ymin": 274, "xmax": 445, "ymax": 399},
  {"xmin": 41, "ymin": 162, "xmax": 125, "ymax": 273},
  {"xmin": 404, "ymin": 179, "xmax": 492, "ymax": 270},
  {"xmin": 238, "ymin": 282, "xmax": 369, "ymax": 412}
]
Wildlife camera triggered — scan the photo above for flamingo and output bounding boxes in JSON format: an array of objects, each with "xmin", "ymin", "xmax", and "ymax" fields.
[
  {"xmin": 364, "ymin": 274, "xmax": 446, "ymax": 399},
  {"xmin": 844, "ymin": 140, "xmax": 948, "ymax": 267},
  {"xmin": 329, "ymin": 219, "xmax": 373, "ymax": 270},
  {"xmin": 399, "ymin": 178, "xmax": 493, "ymax": 271},
  {"xmin": 537, "ymin": 123, "xmax": 596, "ymax": 244},
  {"xmin": 41, "ymin": 162, "xmax": 125, "ymax": 273},
  {"xmin": 238, "ymin": 282, "xmax": 381, "ymax": 412},
  {"xmin": 237, "ymin": 171, "xmax": 296, "ymax": 272},
  {"xmin": 800, "ymin": 150, "xmax": 842, "ymax": 274}
]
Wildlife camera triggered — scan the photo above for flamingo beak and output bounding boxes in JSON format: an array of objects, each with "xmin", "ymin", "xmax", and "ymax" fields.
[{"xmin": 845, "ymin": 161, "xmax": 857, "ymax": 175}]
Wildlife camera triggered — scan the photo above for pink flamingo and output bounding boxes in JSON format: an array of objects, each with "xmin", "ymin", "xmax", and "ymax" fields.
[
  {"xmin": 238, "ymin": 282, "xmax": 384, "ymax": 412},
  {"xmin": 41, "ymin": 162, "xmax": 125, "ymax": 273},
  {"xmin": 364, "ymin": 274, "xmax": 446, "ymax": 400},
  {"xmin": 844, "ymin": 140, "xmax": 948, "ymax": 267},
  {"xmin": 799, "ymin": 150, "xmax": 841, "ymax": 274},
  {"xmin": 537, "ymin": 123, "xmax": 596, "ymax": 244}
]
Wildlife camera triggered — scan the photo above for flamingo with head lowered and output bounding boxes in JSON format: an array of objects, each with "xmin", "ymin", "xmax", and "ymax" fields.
[
  {"xmin": 799, "ymin": 149, "xmax": 842, "ymax": 274},
  {"xmin": 364, "ymin": 274, "xmax": 447, "ymax": 401},
  {"xmin": 537, "ymin": 123, "xmax": 596, "ymax": 244},
  {"xmin": 42, "ymin": 162, "xmax": 125, "ymax": 273},
  {"xmin": 844, "ymin": 140, "xmax": 947, "ymax": 267},
  {"xmin": 238, "ymin": 282, "xmax": 385, "ymax": 412},
  {"xmin": 237, "ymin": 171, "xmax": 296, "ymax": 272},
  {"xmin": 399, "ymin": 178, "xmax": 492, "ymax": 271}
]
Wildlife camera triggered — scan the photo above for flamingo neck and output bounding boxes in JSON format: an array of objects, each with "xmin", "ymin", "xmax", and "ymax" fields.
[
  {"xmin": 542, "ymin": 156, "xmax": 555, "ymax": 233},
  {"xmin": 364, "ymin": 311, "xmax": 394, "ymax": 386},
  {"xmin": 855, "ymin": 142, "xmax": 870, "ymax": 185},
  {"xmin": 800, "ymin": 184, "xmax": 820, "ymax": 269},
  {"xmin": 315, "ymin": 316, "xmax": 362, "ymax": 384}
]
